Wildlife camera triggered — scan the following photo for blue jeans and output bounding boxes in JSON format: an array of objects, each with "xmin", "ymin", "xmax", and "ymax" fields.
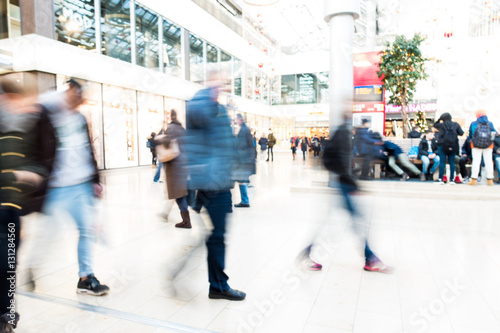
[
  {"xmin": 421, "ymin": 155, "xmax": 440, "ymax": 174},
  {"xmin": 338, "ymin": 182, "xmax": 376, "ymax": 263},
  {"xmin": 175, "ymin": 196, "xmax": 188, "ymax": 212},
  {"xmin": 44, "ymin": 182, "xmax": 95, "ymax": 278},
  {"xmin": 153, "ymin": 162, "xmax": 162, "ymax": 182},
  {"xmin": 496, "ymin": 157, "xmax": 500, "ymax": 176},
  {"xmin": 438, "ymin": 147, "xmax": 456, "ymax": 180},
  {"xmin": 198, "ymin": 190, "xmax": 232, "ymax": 292},
  {"xmin": 239, "ymin": 184, "xmax": 249, "ymax": 204}
]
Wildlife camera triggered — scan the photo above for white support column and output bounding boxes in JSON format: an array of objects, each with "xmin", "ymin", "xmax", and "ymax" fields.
[{"xmin": 324, "ymin": 0, "xmax": 360, "ymax": 186}]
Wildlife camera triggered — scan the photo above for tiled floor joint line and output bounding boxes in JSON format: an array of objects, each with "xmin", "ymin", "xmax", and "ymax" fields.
[{"xmin": 18, "ymin": 290, "xmax": 217, "ymax": 333}]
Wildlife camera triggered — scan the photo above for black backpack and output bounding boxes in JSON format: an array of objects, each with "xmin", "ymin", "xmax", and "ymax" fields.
[
  {"xmin": 439, "ymin": 123, "xmax": 458, "ymax": 153},
  {"xmin": 472, "ymin": 123, "xmax": 493, "ymax": 149},
  {"xmin": 323, "ymin": 126, "xmax": 349, "ymax": 175}
]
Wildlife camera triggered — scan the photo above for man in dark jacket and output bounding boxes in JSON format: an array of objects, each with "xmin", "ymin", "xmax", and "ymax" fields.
[
  {"xmin": 185, "ymin": 73, "xmax": 246, "ymax": 301},
  {"xmin": 356, "ymin": 119, "xmax": 383, "ymax": 180},
  {"xmin": 383, "ymin": 140, "xmax": 424, "ymax": 181},
  {"xmin": 418, "ymin": 131, "xmax": 440, "ymax": 181},
  {"xmin": 408, "ymin": 126, "xmax": 422, "ymax": 139},
  {"xmin": 433, "ymin": 113, "xmax": 464, "ymax": 184},
  {"xmin": 234, "ymin": 114, "xmax": 255, "ymax": 208},
  {"xmin": 300, "ymin": 120, "xmax": 393, "ymax": 273}
]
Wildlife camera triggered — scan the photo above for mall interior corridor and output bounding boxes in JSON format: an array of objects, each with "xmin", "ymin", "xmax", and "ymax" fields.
[{"xmin": 14, "ymin": 153, "xmax": 500, "ymax": 333}]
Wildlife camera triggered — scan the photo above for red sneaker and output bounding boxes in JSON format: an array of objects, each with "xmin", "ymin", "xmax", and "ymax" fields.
[
  {"xmin": 364, "ymin": 261, "xmax": 394, "ymax": 274},
  {"xmin": 454, "ymin": 176, "xmax": 462, "ymax": 184},
  {"xmin": 443, "ymin": 175, "xmax": 448, "ymax": 183}
]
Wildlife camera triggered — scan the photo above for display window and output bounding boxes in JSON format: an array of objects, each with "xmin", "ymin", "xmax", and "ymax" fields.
[
  {"xmin": 135, "ymin": 4, "xmax": 159, "ymax": 70},
  {"xmin": 137, "ymin": 92, "xmax": 163, "ymax": 165},
  {"xmin": 189, "ymin": 33, "xmax": 204, "ymax": 84},
  {"xmin": 101, "ymin": 0, "xmax": 132, "ymax": 63},
  {"xmin": 54, "ymin": 0, "xmax": 96, "ymax": 50},
  {"xmin": 102, "ymin": 84, "xmax": 138, "ymax": 168},
  {"xmin": 163, "ymin": 18, "xmax": 182, "ymax": 78}
]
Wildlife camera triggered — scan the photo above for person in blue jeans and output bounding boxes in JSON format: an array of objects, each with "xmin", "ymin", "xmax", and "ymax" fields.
[
  {"xmin": 234, "ymin": 114, "xmax": 255, "ymax": 208},
  {"xmin": 494, "ymin": 130, "xmax": 500, "ymax": 184},
  {"xmin": 185, "ymin": 73, "xmax": 246, "ymax": 301},
  {"xmin": 153, "ymin": 161, "xmax": 162, "ymax": 182},
  {"xmin": 35, "ymin": 79, "xmax": 109, "ymax": 296},
  {"xmin": 433, "ymin": 113, "xmax": 464, "ymax": 184},
  {"xmin": 418, "ymin": 131, "xmax": 440, "ymax": 181}
]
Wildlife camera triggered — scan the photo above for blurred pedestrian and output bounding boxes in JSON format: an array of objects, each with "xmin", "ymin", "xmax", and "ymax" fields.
[
  {"xmin": 266, "ymin": 129, "xmax": 276, "ymax": 162},
  {"xmin": 234, "ymin": 114, "xmax": 255, "ymax": 208},
  {"xmin": 147, "ymin": 132, "xmax": 157, "ymax": 166},
  {"xmin": 258, "ymin": 133, "xmax": 268, "ymax": 162},
  {"xmin": 299, "ymin": 119, "xmax": 393, "ymax": 273},
  {"xmin": 185, "ymin": 71, "xmax": 245, "ymax": 301},
  {"xmin": 311, "ymin": 134, "xmax": 321, "ymax": 157},
  {"xmin": 153, "ymin": 128, "xmax": 165, "ymax": 183},
  {"xmin": 290, "ymin": 135, "xmax": 299, "ymax": 161},
  {"xmin": 433, "ymin": 113, "xmax": 464, "ymax": 184},
  {"xmin": 494, "ymin": 129, "xmax": 500, "ymax": 184},
  {"xmin": 157, "ymin": 110, "xmax": 191, "ymax": 228},
  {"xmin": 0, "ymin": 73, "xmax": 53, "ymax": 331},
  {"xmin": 468, "ymin": 110, "xmax": 496, "ymax": 186},
  {"xmin": 34, "ymin": 79, "xmax": 109, "ymax": 296},
  {"xmin": 357, "ymin": 119, "xmax": 383, "ymax": 180},
  {"xmin": 300, "ymin": 136, "xmax": 309, "ymax": 160}
]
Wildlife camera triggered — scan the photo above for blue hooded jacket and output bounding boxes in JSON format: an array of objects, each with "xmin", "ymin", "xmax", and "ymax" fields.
[
  {"xmin": 185, "ymin": 88, "xmax": 236, "ymax": 191},
  {"xmin": 469, "ymin": 115, "xmax": 496, "ymax": 139}
]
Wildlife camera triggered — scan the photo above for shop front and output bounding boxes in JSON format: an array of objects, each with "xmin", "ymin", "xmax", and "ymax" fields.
[{"xmin": 385, "ymin": 100, "xmax": 438, "ymax": 137}]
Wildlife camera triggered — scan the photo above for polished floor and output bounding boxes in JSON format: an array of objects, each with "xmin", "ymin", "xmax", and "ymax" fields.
[{"xmin": 15, "ymin": 152, "xmax": 500, "ymax": 333}]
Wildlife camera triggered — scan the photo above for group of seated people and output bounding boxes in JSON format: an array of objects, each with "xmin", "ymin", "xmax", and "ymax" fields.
[{"xmin": 353, "ymin": 112, "xmax": 500, "ymax": 184}]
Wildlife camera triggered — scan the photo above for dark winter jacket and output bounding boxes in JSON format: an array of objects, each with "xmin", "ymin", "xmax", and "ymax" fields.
[
  {"xmin": 185, "ymin": 88, "xmax": 236, "ymax": 191},
  {"xmin": 383, "ymin": 141, "xmax": 403, "ymax": 157},
  {"xmin": 461, "ymin": 137, "xmax": 472, "ymax": 158},
  {"xmin": 418, "ymin": 138, "xmax": 438, "ymax": 159},
  {"xmin": 493, "ymin": 135, "xmax": 500, "ymax": 159},
  {"xmin": 408, "ymin": 130, "xmax": 422, "ymax": 139},
  {"xmin": 234, "ymin": 123, "xmax": 256, "ymax": 182},
  {"xmin": 301, "ymin": 138, "xmax": 309, "ymax": 151},
  {"xmin": 355, "ymin": 127, "xmax": 379, "ymax": 155},
  {"xmin": 258, "ymin": 137, "xmax": 268, "ymax": 151},
  {"xmin": 434, "ymin": 121, "xmax": 464, "ymax": 153},
  {"xmin": 267, "ymin": 133, "xmax": 276, "ymax": 148},
  {"xmin": 0, "ymin": 104, "xmax": 56, "ymax": 215},
  {"xmin": 311, "ymin": 137, "xmax": 321, "ymax": 150}
]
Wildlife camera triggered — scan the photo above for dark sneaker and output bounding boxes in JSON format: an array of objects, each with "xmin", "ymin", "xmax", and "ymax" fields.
[
  {"xmin": 0, "ymin": 312, "xmax": 19, "ymax": 332},
  {"xmin": 420, "ymin": 173, "xmax": 426, "ymax": 182},
  {"xmin": 400, "ymin": 172, "xmax": 410, "ymax": 181},
  {"xmin": 434, "ymin": 179, "xmax": 444, "ymax": 185},
  {"xmin": 234, "ymin": 203, "xmax": 250, "ymax": 208},
  {"xmin": 209, "ymin": 288, "xmax": 246, "ymax": 301},
  {"xmin": 77, "ymin": 274, "xmax": 109, "ymax": 296}
]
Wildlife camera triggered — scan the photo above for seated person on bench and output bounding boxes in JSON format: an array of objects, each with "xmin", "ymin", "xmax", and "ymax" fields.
[{"xmin": 418, "ymin": 131, "xmax": 440, "ymax": 181}]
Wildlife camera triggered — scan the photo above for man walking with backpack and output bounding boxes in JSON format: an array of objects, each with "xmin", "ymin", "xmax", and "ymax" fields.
[
  {"xmin": 433, "ymin": 113, "xmax": 464, "ymax": 184},
  {"xmin": 468, "ymin": 110, "xmax": 496, "ymax": 186}
]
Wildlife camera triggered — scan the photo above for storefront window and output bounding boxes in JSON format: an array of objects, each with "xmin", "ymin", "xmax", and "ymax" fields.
[
  {"xmin": 234, "ymin": 57, "xmax": 242, "ymax": 97},
  {"xmin": 220, "ymin": 50, "xmax": 232, "ymax": 93},
  {"xmin": 189, "ymin": 33, "xmax": 204, "ymax": 84},
  {"xmin": 207, "ymin": 43, "xmax": 219, "ymax": 73},
  {"xmin": 137, "ymin": 92, "xmax": 163, "ymax": 165},
  {"xmin": 54, "ymin": 0, "xmax": 96, "ymax": 50},
  {"xmin": 135, "ymin": 5, "xmax": 159, "ymax": 70},
  {"xmin": 245, "ymin": 64, "xmax": 254, "ymax": 100},
  {"xmin": 297, "ymin": 73, "xmax": 317, "ymax": 104},
  {"xmin": 281, "ymin": 74, "xmax": 297, "ymax": 104},
  {"xmin": 318, "ymin": 72, "xmax": 329, "ymax": 103},
  {"xmin": 101, "ymin": 0, "xmax": 131, "ymax": 62},
  {"xmin": 102, "ymin": 85, "xmax": 138, "ymax": 168},
  {"xmin": 270, "ymin": 75, "xmax": 280, "ymax": 105},
  {"xmin": 163, "ymin": 18, "xmax": 182, "ymax": 78}
]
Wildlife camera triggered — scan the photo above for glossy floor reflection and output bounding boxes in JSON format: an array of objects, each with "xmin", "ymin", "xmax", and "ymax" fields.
[{"xmin": 16, "ymin": 152, "xmax": 500, "ymax": 333}]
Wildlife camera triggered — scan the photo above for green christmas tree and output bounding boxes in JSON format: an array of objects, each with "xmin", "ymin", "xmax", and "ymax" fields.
[
  {"xmin": 378, "ymin": 34, "xmax": 428, "ymax": 138},
  {"xmin": 414, "ymin": 110, "xmax": 428, "ymax": 133}
]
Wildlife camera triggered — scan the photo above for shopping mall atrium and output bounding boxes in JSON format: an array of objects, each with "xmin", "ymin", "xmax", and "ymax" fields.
[{"xmin": 0, "ymin": 0, "xmax": 500, "ymax": 332}]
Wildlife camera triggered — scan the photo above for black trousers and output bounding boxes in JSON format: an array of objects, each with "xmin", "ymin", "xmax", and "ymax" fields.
[
  {"xmin": 0, "ymin": 209, "xmax": 20, "ymax": 315},
  {"xmin": 267, "ymin": 147, "xmax": 274, "ymax": 161},
  {"xmin": 360, "ymin": 153, "xmax": 374, "ymax": 178}
]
